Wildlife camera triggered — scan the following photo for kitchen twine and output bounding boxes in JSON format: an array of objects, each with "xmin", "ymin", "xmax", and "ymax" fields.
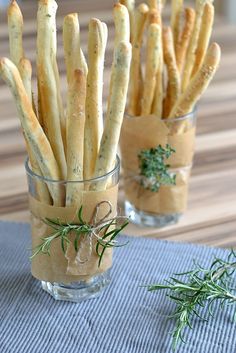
[
  {"xmin": 70, "ymin": 201, "xmax": 128, "ymax": 264},
  {"xmin": 33, "ymin": 201, "xmax": 128, "ymax": 264}
]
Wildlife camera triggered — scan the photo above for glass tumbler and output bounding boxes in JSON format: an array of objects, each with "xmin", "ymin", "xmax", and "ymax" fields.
[
  {"xmin": 25, "ymin": 157, "xmax": 120, "ymax": 303},
  {"xmin": 120, "ymin": 110, "xmax": 197, "ymax": 227}
]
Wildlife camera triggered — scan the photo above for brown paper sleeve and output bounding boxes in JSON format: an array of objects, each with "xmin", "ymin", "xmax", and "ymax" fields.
[
  {"xmin": 29, "ymin": 184, "xmax": 118, "ymax": 283},
  {"xmin": 123, "ymin": 169, "xmax": 190, "ymax": 214},
  {"xmin": 120, "ymin": 115, "xmax": 196, "ymax": 171}
]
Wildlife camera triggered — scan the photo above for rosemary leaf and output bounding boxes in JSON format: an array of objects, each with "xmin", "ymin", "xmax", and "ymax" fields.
[{"xmin": 146, "ymin": 250, "xmax": 236, "ymax": 351}]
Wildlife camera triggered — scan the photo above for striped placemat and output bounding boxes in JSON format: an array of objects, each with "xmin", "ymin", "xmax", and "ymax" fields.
[{"xmin": 0, "ymin": 221, "xmax": 235, "ymax": 352}]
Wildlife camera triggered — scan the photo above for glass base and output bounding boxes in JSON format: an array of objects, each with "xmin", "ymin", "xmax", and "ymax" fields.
[
  {"xmin": 125, "ymin": 200, "xmax": 182, "ymax": 228},
  {"xmin": 41, "ymin": 270, "xmax": 111, "ymax": 303}
]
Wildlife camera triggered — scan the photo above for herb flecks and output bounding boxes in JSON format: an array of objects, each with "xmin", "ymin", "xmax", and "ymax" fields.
[
  {"xmin": 138, "ymin": 144, "xmax": 176, "ymax": 192},
  {"xmin": 147, "ymin": 251, "xmax": 236, "ymax": 351},
  {"xmin": 31, "ymin": 204, "xmax": 129, "ymax": 267}
]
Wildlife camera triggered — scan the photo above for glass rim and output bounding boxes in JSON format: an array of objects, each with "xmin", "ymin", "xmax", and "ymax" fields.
[
  {"xmin": 125, "ymin": 106, "xmax": 197, "ymax": 122},
  {"xmin": 25, "ymin": 155, "xmax": 120, "ymax": 184}
]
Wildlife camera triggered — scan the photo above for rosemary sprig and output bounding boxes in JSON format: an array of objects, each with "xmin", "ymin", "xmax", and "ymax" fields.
[
  {"xmin": 138, "ymin": 144, "xmax": 176, "ymax": 192},
  {"xmin": 147, "ymin": 250, "xmax": 236, "ymax": 351},
  {"xmin": 30, "ymin": 205, "xmax": 129, "ymax": 267}
]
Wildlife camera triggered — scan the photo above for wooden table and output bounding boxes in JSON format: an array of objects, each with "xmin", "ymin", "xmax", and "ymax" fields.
[{"xmin": 0, "ymin": 1, "xmax": 236, "ymax": 247}]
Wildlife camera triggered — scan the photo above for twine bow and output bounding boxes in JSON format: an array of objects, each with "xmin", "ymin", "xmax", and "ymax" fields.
[{"xmin": 75, "ymin": 201, "xmax": 128, "ymax": 264}]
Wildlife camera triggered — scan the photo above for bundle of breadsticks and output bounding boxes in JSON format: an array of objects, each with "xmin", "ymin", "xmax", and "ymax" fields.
[
  {"xmin": 120, "ymin": 0, "xmax": 220, "ymax": 119},
  {"xmin": 0, "ymin": 0, "xmax": 132, "ymax": 208},
  {"xmin": 119, "ymin": 0, "xmax": 221, "ymax": 218}
]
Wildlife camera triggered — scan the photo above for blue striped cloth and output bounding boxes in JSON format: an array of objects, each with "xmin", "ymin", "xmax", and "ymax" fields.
[{"xmin": 0, "ymin": 221, "xmax": 235, "ymax": 353}]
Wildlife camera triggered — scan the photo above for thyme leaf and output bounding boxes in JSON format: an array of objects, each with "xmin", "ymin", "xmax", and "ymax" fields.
[{"xmin": 138, "ymin": 144, "xmax": 176, "ymax": 192}]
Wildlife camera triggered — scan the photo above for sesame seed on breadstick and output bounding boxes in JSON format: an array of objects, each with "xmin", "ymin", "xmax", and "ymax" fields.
[
  {"xmin": 141, "ymin": 23, "xmax": 161, "ymax": 116},
  {"xmin": 169, "ymin": 42, "xmax": 221, "ymax": 118},
  {"xmin": 192, "ymin": 3, "xmax": 214, "ymax": 77},
  {"xmin": 0, "ymin": 58, "xmax": 63, "ymax": 206},
  {"xmin": 66, "ymin": 70, "xmax": 86, "ymax": 206},
  {"xmin": 163, "ymin": 27, "xmax": 181, "ymax": 118},
  {"xmin": 37, "ymin": 0, "xmax": 67, "ymax": 180},
  {"xmin": 7, "ymin": 0, "xmax": 24, "ymax": 67},
  {"xmin": 84, "ymin": 19, "xmax": 107, "ymax": 180},
  {"xmin": 93, "ymin": 41, "xmax": 132, "ymax": 181},
  {"xmin": 176, "ymin": 7, "xmax": 196, "ymax": 74},
  {"xmin": 128, "ymin": 3, "xmax": 149, "ymax": 116}
]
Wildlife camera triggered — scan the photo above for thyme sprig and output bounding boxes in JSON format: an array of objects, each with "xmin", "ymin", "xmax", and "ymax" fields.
[
  {"xmin": 147, "ymin": 250, "xmax": 236, "ymax": 351},
  {"xmin": 138, "ymin": 144, "xmax": 176, "ymax": 192},
  {"xmin": 31, "ymin": 204, "xmax": 129, "ymax": 267}
]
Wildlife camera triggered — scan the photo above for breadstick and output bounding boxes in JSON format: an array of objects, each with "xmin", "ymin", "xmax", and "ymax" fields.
[
  {"xmin": 0, "ymin": 58, "xmax": 63, "ymax": 206},
  {"xmin": 18, "ymin": 58, "xmax": 32, "ymax": 105},
  {"xmin": 128, "ymin": 3, "xmax": 149, "ymax": 116},
  {"xmin": 163, "ymin": 27, "xmax": 181, "ymax": 118},
  {"xmin": 192, "ymin": 3, "xmax": 214, "ymax": 76},
  {"xmin": 17, "ymin": 57, "xmax": 50, "ymax": 202},
  {"xmin": 148, "ymin": 8, "xmax": 161, "ymax": 25},
  {"xmin": 37, "ymin": 0, "xmax": 67, "ymax": 180},
  {"xmin": 141, "ymin": 24, "xmax": 161, "ymax": 116},
  {"xmin": 171, "ymin": 0, "xmax": 183, "ymax": 50},
  {"xmin": 113, "ymin": 3, "xmax": 130, "ymax": 46},
  {"xmin": 169, "ymin": 43, "xmax": 221, "ymax": 118},
  {"xmin": 148, "ymin": 0, "xmax": 157, "ymax": 9},
  {"xmin": 119, "ymin": 0, "xmax": 135, "ymax": 43},
  {"xmin": 148, "ymin": 9, "xmax": 163, "ymax": 118},
  {"xmin": 93, "ymin": 41, "xmax": 132, "ymax": 180},
  {"xmin": 7, "ymin": 0, "xmax": 24, "ymax": 67},
  {"xmin": 176, "ymin": 7, "xmax": 196, "ymax": 73},
  {"xmin": 63, "ymin": 13, "xmax": 88, "ymax": 83},
  {"xmin": 84, "ymin": 19, "xmax": 107, "ymax": 180},
  {"xmin": 66, "ymin": 70, "xmax": 86, "ymax": 206},
  {"xmin": 182, "ymin": 0, "xmax": 208, "ymax": 92}
]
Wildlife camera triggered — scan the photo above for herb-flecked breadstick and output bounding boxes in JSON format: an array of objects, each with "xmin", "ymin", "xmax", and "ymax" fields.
[
  {"xmin": 192, "ymin": 3, "xmax": 214, "ymax": 77},
  {"xmin": 7, "ymin": 0, "xmax": 24, "ymax": 67},
  {"xmin": 18, "ymin": 58, "xmax": 32, "ymax": 105},
  {"xmin": 141, "ymin": 23, "xmax": 161, "ymax": 116},
  {"xmin": 176, "ymin": 7, "xmax": 196, "ymax": 73},
  {"xmin": 63, "ymin": 13, "xmax": 88, "ymax": 83},
  {"xmin": 169, "ymin": 43, "xmax": 221, "ymax": 118},
  {"xmin": 170, "ymin": 0, "xmax": 183, "ymax": 51},
  {"xmin": 182, "ymin": 0, "xmax": 209, "ymax": 92},
  {"xmin": 163, "ymin": 27, "xmax": 181, "ymax": 118},
  {"xmin": 0, "ymin": 58, "xmax": 63, "ymax": 206},
  {"xmin": 113, "ymin": 3, "xmax": 130, "ymax": 46},
  {"xmin": 18, "ymin": 58, "xmax": 51, "ymax": 204},
  {"xmin": 37, "ymin": 0, "xmax": 67, "ymax": 180},
  {"xmin": 66, "ymin": 70, "xmax": 86, "ymax": 206},
  {"xmin": 128, "ymin": 3, "xmax": 149, "ymax": 116},
  {"xmin": 148, "ymin": 9, "xmax": 163, "ymax": 118},
  {"xmin": 119, "ymin": 0, "xmax": 135, "ymax": 43},
  {"xmin": 93, "ymin": 41, "xmax": 132, "ymax": 179},
  {"xmin": 84, "ymin": 19, "xmax": 107, "ymax": 180}
]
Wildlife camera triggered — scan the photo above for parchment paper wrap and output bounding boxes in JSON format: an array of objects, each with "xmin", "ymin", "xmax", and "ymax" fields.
[
  {"xmin": 123, "ymin": 168, "xmax": 191, "ymax": 214},
  {"xmin": 29, "ymin": 185, "xmax": 118, "ymax": 283},
  {"xmin": 120, "ymin": 114, "xmax": 196, "ymax": 171},
  {"xmin": 120, "ymin": 114, "xmax": 196, "ymax": 215}
]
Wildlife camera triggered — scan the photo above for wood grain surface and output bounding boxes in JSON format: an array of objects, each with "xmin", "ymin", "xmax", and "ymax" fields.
[{"xmin": 0, "ymin": 0, "xmax": 236, "ymax": 247}]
